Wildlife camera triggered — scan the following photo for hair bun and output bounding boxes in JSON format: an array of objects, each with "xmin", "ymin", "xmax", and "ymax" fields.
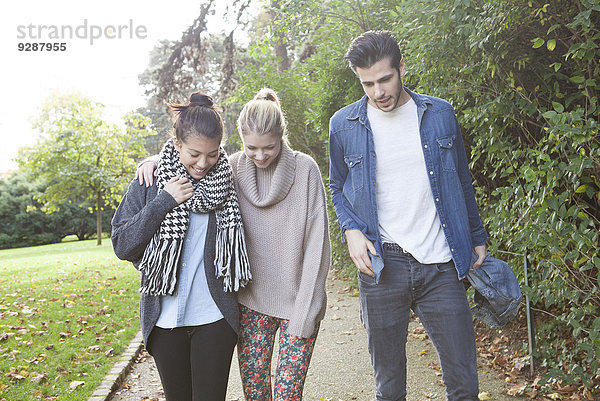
[
  {"xmin": 189, "ymin": 92, "xmax": 214, "ymax": 107},
  {"xmin": 254, "ymin": 88, "xmax": 280, "ymax": 106}
]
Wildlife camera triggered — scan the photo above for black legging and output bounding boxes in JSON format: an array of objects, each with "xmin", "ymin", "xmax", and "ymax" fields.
[{"xmin": 149, "ymin": 319, "xmax": 237, "ymax": 401}]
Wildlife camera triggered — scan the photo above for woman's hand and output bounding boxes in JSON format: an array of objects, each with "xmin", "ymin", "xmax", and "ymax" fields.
[
  {"xmin": 136, "ymin": 160, "xmax": 158, "ymax": 187},
  {"xmin": 163, "ymin": 176, "xmax": 193, "ymax": 205}
]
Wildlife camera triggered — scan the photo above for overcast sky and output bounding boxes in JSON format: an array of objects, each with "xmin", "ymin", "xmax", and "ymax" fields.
[{"xmin": 0, "ymin": 0, "xmax": 251, "ymax": 173}]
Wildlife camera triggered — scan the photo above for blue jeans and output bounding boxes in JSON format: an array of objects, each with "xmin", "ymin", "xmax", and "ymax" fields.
[{"xmin": 358, "ymin": 243, "xmax": 479, "ymax": 401}]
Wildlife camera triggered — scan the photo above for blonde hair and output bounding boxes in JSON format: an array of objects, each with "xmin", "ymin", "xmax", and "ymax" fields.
[{"xmin": 237, "ymin": 88, "xmax": 287, "ymax": 139}]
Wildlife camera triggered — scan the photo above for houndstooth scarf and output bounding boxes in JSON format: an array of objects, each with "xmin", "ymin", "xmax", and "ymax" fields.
[{"xmin": 138, "ymin": 138, "xmax": 251, "ymax": 295}]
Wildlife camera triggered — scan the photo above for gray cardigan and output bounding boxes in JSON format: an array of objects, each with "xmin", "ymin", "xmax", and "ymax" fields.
[{"xmin": 111, "ymin": 180, "xmax": 239, "ymax": 354}]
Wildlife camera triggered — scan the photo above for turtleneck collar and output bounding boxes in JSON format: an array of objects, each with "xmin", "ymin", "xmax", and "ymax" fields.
[{"xmin": 235, "ymin": 141, "xmax": 296, "ymax": 207}]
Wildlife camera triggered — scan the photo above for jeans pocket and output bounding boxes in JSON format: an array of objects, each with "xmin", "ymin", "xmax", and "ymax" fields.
[
  {"xmin": 344, "ymin": 154, "xmax": 364, "ymax": 191},
  {"xmin": 357, "ymin": 269, "xmax": 376, "ymax": 287},
  {"xmin": 436, "ymin": 135, "xmax": 457, "ymax": 172}
]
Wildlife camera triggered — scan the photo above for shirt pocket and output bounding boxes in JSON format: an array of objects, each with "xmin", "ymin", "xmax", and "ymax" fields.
[
  {"xmin": 344, "ymin": 154, "xmax": 364, "ymax": 191},
  {"xmin": 436, "ymin": 135, "xmax": 457, "ymax": 172}
]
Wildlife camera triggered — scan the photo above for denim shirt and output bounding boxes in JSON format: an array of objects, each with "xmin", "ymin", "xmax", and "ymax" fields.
[
  {"xmin": 329, "ymin": 88, "xmax": 487, "ymax": 282},
  {"xmin": 466, "ymin": 250, "xmax": 521, "ymax": 327}
]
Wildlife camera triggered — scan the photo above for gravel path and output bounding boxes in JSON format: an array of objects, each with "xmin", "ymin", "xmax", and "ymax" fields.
[{"xmin": 109, "ymin": 273, "xmax": 513, "ymax": 401}]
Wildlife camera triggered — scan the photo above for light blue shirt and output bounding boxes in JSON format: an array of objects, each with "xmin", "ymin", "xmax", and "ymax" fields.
[{"xmin": 156, "ymin": 212, "xmax": 224, "ymax": 328}]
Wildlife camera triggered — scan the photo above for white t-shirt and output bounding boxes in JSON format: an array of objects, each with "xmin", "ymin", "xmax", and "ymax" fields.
[{"xmin": 368, "ymin": 99, "xmax": 451, "ymax": 264}]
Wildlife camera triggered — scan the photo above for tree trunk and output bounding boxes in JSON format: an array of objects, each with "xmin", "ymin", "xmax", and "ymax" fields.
[
  {"xmin": 219, "ymin": 31, "xmax": 236, "ymax": 99},
  {"xmin": 96, "ymin": 193, "xmax": 102, "ymax": 246},
  {"xmin": 275, "ymin": 37, "xmax": 290, "ymax": 72},
  {"xmin": 271, "ymin": 0, "xmax": 290, "ymax": 72}
]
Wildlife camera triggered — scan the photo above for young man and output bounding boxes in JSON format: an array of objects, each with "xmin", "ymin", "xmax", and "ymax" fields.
[{"xmin": 328, "ymin": 30, "xmax": 487, "ymax": 401}]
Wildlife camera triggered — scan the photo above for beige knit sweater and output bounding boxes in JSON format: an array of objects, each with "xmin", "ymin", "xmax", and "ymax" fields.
[{"xmin": 229, "ymin": 143, "xmax": 330, "ymax": 338}]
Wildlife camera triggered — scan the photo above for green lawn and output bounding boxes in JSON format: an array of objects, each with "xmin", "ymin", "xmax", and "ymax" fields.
[{"xmin": 0, "ymin": 239, "xmax": 140, "ymax": 400}]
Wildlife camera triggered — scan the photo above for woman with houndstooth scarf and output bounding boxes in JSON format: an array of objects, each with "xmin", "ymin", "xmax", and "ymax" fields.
[{"xmin": 111, "ymin": 92, "xmax": 250, "ymax": 401}]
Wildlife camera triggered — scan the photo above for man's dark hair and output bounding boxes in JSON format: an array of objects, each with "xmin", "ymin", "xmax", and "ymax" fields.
[{"xmin": 344, "ymin": 30, "xmax": 402, "ymax": 72}]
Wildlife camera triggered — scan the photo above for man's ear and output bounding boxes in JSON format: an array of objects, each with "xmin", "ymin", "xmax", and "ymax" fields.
[{"xmin": 398, "ymin": 57, "xmax": 406, "ymax": 78}]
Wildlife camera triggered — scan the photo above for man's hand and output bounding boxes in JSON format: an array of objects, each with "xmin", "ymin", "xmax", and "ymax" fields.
[
  {"xmin": 163, "ymin": 176, "xmax": 193, "ymax": 205},
  {"xmin": 135, "ymin": 160, "xmax": 158, "ymax": 187},
  {"xmin": 345, "ymin": 229, "xmax": 377, "ymax": 277},
  {"xmin": 472, "ymin": 244, "xmax": 487, "ymax": 269}
]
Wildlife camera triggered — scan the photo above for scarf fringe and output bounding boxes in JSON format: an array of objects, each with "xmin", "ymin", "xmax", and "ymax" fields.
[
  {"xmin": 139, "ymin": 139, "xmax": 251, "ymax": 295},
  {"xmin": 138, "ymin": 235, "xmax": 184, "ymax": 296},
  {"xmin": 215, "ymin": 224, "xmax": 252, "ymax": 292}
]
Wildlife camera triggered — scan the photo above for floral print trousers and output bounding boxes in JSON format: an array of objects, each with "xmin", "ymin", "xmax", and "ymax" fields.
[{"xmin": 237, "ymin": 304, "xmax": 319, "ymax": 400}]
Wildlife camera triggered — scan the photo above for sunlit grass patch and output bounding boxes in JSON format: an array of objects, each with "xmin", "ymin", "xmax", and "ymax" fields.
[{"xmin": 0, "ymin": 240, "xmax": 140, "ymax": 400}]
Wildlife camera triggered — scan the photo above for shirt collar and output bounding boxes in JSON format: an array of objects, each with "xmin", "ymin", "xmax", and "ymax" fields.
[{"xmin": 346, "ymin": 87, "xmax": 433, "ymax": 123}]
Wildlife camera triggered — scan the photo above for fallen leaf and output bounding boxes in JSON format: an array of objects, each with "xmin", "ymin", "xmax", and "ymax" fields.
[
  {"xmin": 413, "ymin": 327, "xmax": 426, "ymax": 334},
  {"xmin": 411, "ymin": 333, "xmax": 428, "ymax": 341},
  {"xmin": 69, "ymin": 380, "xmax": 85, "ymax": 390},
  {"xmin": 31, "ymin": 372, "xmax": 48, "ymax": 384},
  {"xmin": 427, "ymin": 362, "xmax": 441, "ymax": 371},
  {"xmin": 507, "ymin": 383, "xmax": 526, "ymax": 396},
  {"xmin": 513, "ymin": 356, "xmax": 529, "ymax": 370},
  {"xmin": 4, "ymin": 368, "xmax": 28, "ymax": 380}
]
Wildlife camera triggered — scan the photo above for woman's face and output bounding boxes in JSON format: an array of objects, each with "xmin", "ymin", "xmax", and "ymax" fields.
[
  {"xmin": 174, "ymin": 134, "xmax": 221, "ymax": 180},
  {"xmin": 243, "ymin": 132, "xmax": 282, "ymax": 169}
]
